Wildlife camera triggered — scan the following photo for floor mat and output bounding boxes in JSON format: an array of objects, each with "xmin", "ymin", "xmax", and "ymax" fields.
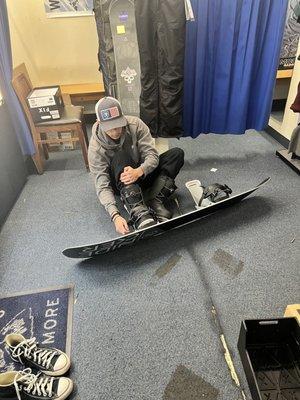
[{"xmin": 0, "ymin": 285, "xmax": 73, "ymax": 373}]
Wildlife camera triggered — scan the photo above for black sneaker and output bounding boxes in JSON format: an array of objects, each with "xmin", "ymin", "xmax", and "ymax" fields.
[
  {"xmin": 0, "ymin": 368, "xmax": 73, "ymax": 400},
  {"xmin": 5, "ymin": 335, "xmax": 70, "ymax": 377}
]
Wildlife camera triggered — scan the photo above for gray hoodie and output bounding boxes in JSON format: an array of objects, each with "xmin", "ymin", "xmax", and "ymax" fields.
[{"xmin": 88, "ymin": 115, "xmax": 159, "ymax": 217}]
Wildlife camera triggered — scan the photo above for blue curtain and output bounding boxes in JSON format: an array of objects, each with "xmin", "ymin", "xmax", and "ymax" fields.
[
  {"xmin": 0, "ymin": 1, "xmax": 35, "ymax": 155},
  {"xmin": 183, "ymin": 0, "xmax": 288, "ymax": 137}
]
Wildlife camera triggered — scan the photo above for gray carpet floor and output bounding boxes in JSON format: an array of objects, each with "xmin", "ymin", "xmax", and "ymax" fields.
[{"xmin": 0, "ymin": 128, "xmax": 299, "ymax": 400}]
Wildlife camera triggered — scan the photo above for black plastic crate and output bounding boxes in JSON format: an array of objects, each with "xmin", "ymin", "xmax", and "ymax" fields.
[{"xmin": 238, "ymin": 318, "xmax": 300, "ymax": 400}]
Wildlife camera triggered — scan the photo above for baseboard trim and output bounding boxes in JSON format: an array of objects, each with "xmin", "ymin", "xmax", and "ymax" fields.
[
  {"xmin": 276, "ymin": 149, "xmax": 300, "ymax": 175},
  {"xmin": 25, "ymin": 155, "xmax": 37, "ymax": 175},
  {"xmin": 265, "ymin": 126, "xmax": 289, "ymax": 149}
]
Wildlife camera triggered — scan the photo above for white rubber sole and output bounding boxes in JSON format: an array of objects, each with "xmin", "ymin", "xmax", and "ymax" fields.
[
  {"xmin": 138, "ymin": 218, "xmax": 157, "ymax": 229},
  {"xmin": 56, "ymin": 378, "xmax": 74, "ymax": 400},
  {"xmin": 42, "ymin": 350, "xmax": 71, "ymax": 377},
  {"xmin": 157, "ymin": 216, "xmax": 170, "ymax": 222},
  {"xmin": 0, "ymin": 378, "xmax": 73, "ymax": 400}
]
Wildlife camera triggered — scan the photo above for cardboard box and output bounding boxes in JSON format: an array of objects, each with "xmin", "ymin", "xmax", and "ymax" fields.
[
  {"xmin": 60, "ymin": 132, "xmax": 75, "ymax": 150},
  {"xmin": 46, "ymin": 132, "xmax": 61, "ymax": 152},
  {"xmin": 46, "ymin": 132, "xmax": 77, "ymax": 152},
  {"xmin": 27, "ymin": 86, "xmax": 63, "ymax": 123}
]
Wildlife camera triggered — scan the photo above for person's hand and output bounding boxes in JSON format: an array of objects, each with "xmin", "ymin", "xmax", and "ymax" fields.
[
  {"xmin": 120, "ymin": 166, "xmax": 143, "ymax": 185},
  {"xmin": 114, "ymin": 215, "xmax": 130, "ymax": 235}
]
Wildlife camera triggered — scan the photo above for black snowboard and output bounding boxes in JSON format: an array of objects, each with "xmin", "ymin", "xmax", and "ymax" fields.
[{"xmin": 62, "ymin": 178, "xmax": 270, "ymax": 259}]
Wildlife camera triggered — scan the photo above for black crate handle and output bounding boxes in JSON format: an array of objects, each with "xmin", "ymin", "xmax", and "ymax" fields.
[{"xmin": 258, "ymin": 320, "xmax": 279, "ymax": 325}]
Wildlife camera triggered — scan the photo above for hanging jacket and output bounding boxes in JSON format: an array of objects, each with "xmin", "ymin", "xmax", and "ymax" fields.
[
  {"xmin": 93, "ymin": 0, "xmax": 117, "ymax": 96},
  {"xmin": 290, "ymin": 81, "xmax": 300, "ymax": 113},
  {"xmin": 94, "ymin": 0, "xmax": 191, "ymax": 137},
  {"xmin": 288, "ymin": 124, "xmax": 300, "ymax": 157}
]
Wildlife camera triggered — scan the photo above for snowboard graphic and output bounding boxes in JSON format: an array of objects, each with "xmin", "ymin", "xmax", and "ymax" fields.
[
  {"xmin": 109, "ymin": 0, "xmax": 141, "ymax": 115},
  {"xmin": 63, "ymin": 178, "xmax": 270, "ymax": 259}
]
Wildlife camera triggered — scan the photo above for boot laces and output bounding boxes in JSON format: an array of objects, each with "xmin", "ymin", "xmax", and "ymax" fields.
[
  {"xmin": 11, "ymin": 337, "xmax": 57, "ymax": 369},
  {"xmin": 13, "ymin": 368, "xmax": 54, "ymax": 400}
]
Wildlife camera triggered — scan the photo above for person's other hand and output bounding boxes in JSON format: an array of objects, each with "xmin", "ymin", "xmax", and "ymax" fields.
[
  {"xmin": 120, "ymin": 166, "xmax": 143, "ymax": 185},
  {"xmin": 114, "ymin": 216, "xmax": 130, "ymax": 235}
]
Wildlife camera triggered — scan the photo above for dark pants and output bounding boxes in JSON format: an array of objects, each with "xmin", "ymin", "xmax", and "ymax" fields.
[
  {"xmin": 135, "ymin": 0, "xmax": 186, "ymax": 138},
  {"xmin": 110, "ymin": 147, "xmax": 184, "ymax": 194}
]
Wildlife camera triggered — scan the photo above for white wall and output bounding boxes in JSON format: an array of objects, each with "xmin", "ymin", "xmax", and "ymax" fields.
[{"xmin": 7, "ymin": 0, "xmax": 100, "ymax": 86}]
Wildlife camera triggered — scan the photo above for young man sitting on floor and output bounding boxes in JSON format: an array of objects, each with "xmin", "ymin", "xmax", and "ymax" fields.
[{"xmin": 88, "ymin": 97, "xmax": 184, "ymax": 235}]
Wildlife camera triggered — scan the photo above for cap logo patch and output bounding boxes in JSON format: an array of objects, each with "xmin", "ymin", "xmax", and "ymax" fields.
[{"xmin": 100, "ymin": 106, "xmax": 120, "ymax": 121}]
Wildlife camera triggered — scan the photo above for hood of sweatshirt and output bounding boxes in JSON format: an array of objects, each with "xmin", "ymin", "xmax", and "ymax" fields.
[{"xmin": 92, "ymin": 121, "xmax": 127, "ymax": 151}]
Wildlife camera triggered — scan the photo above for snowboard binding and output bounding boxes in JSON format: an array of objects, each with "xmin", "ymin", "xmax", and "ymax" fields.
[
  {"xmin": 203, "ymin": 183, "xmax": 232, "ymax": 203},
  {"xmin": 185, "ymin": 180, "xmax": 232, "ymax": 209}
]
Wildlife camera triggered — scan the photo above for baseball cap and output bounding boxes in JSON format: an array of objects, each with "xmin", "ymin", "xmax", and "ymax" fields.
[{"xmin": 95, "ymin": 96, "xmax": 127, "ymax": 131}]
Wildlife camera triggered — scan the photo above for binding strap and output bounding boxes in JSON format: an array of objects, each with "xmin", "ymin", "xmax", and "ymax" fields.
[{"xmin": 202, "ymin": 183, "xmax": 232, "ymax": 204}]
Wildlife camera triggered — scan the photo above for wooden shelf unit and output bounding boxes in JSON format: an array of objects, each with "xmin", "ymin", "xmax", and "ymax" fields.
[{"xmin": 60, "ymin": 82, "xmax": 105, "ymax": 115}]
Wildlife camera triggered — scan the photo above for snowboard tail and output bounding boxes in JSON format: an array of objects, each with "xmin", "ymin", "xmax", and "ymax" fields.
[{"xmin": 63, "ymin": 178, "xmax": 270, "ymax": 259}]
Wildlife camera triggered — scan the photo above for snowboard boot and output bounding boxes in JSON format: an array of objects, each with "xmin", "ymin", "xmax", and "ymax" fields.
[
  {"xmin": 5, "ymin": 334, "xmax": 70, "ymax": 377},
  {"xmin": 120, "ymin": 184, "xmax": 156, "ymax": 230},
  {"xmin": 0, "ymin": 369, "xmax": 73, "ymax": 400},
  {"xmin": 148, "ymin": 175, "xmax": 177, "ymax": 222}
]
